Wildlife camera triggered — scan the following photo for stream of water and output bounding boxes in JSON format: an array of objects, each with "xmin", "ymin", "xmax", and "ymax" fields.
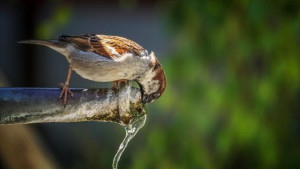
[{"xmin": 112, "ymin": 114, "xmax": 147, "ymax": 169}]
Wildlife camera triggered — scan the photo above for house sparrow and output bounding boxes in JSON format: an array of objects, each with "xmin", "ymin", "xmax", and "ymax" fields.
[{"xmin": 19, "ymin": 34, "xmax": 167, "ymax": 105}]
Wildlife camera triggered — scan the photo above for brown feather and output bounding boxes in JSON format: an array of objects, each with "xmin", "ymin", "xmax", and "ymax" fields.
[
  {"xmin": 153, "ymin": 66, "xmax": 167, "ymax": 97},
  {"xmin": 58, "ymin": 34, "xmax": 145, "ymax": 59}
]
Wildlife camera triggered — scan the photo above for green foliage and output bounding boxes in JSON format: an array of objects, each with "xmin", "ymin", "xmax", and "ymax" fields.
[
  {"xmin": 131, "ymin": 0, "xmax": 300, "ymax": 169},
  {"xmin": 36, "ymin": 5, "xmax": 72, "ymax": 39}
]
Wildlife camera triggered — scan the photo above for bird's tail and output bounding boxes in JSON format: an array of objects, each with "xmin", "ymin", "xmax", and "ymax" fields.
[{"xmin": 18, "ymin": 39, "xmax": 67, "ymax": 49}]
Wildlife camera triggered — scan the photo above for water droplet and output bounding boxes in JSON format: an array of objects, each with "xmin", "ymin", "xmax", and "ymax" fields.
[{"xmin": 112, "ymin": 114, "xmax": 147, "ymax": 169}]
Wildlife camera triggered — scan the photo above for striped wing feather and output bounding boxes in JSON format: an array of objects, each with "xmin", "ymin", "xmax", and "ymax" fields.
[{"xmin": 59, "ymin": 34, "xmax": 145, "ymax": 59}]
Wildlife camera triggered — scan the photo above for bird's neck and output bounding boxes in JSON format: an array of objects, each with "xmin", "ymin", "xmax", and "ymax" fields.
[{"xmin": 136, "ymin": 66, "xmax": 166, "ymax": 104}]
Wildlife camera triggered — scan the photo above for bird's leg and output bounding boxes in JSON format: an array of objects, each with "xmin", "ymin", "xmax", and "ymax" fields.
[
  {"xmin": 112, "ymin": 79, "xmax": 129, "ymax": 90},
  {"xmin": 59, "ymin": 67, "xmax": 74, "ymax": 106}
]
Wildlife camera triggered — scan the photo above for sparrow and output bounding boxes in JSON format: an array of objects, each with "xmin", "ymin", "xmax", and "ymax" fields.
[{"xmin": 19, "ymin": 34, "xmax": 167, "ymax": 105}]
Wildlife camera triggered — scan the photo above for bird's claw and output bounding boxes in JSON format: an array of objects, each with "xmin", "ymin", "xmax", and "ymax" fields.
[
  {"xmin": 59, "ymin": 83, "xmax": 73, "ymax": 107},
  {"xmin": 112, "ymin": 80, "xmax": 128, "ymax": 90}
]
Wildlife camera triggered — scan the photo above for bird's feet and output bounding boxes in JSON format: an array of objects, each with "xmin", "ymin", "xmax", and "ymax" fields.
[
  {"xmin": 112, "ymin": 79, "xmax": 129, "ymax": 90},
  {"xmin": 59, "ymin": 83, "xmax": 74, "ymax": 107}
]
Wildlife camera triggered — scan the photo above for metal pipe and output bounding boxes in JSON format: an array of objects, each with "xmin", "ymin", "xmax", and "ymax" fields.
[{"xmin": 0, "ymin": 84, "xmax": 146, "ymax": 126}]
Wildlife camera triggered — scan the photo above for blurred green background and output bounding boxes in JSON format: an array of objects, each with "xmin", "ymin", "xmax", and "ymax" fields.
[{"xmin": 1, "ymin": 0, "xmax": 300, "ymax": 169}]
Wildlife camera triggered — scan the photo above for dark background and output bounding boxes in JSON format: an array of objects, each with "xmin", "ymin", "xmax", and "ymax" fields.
[{"xmin": 1, "ymin": 0, "xmax": 300, "ymax": 169}]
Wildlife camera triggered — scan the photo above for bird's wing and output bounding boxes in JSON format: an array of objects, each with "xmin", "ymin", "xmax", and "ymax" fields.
[{"xmin": 59, "ymin": 34, "xmax": 145, "ymax": 60}]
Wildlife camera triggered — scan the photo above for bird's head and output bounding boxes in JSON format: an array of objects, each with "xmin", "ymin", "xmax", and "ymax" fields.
[{"xmin": 136, "ymin": 51, "xmax": 167, "ymax": 104}]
